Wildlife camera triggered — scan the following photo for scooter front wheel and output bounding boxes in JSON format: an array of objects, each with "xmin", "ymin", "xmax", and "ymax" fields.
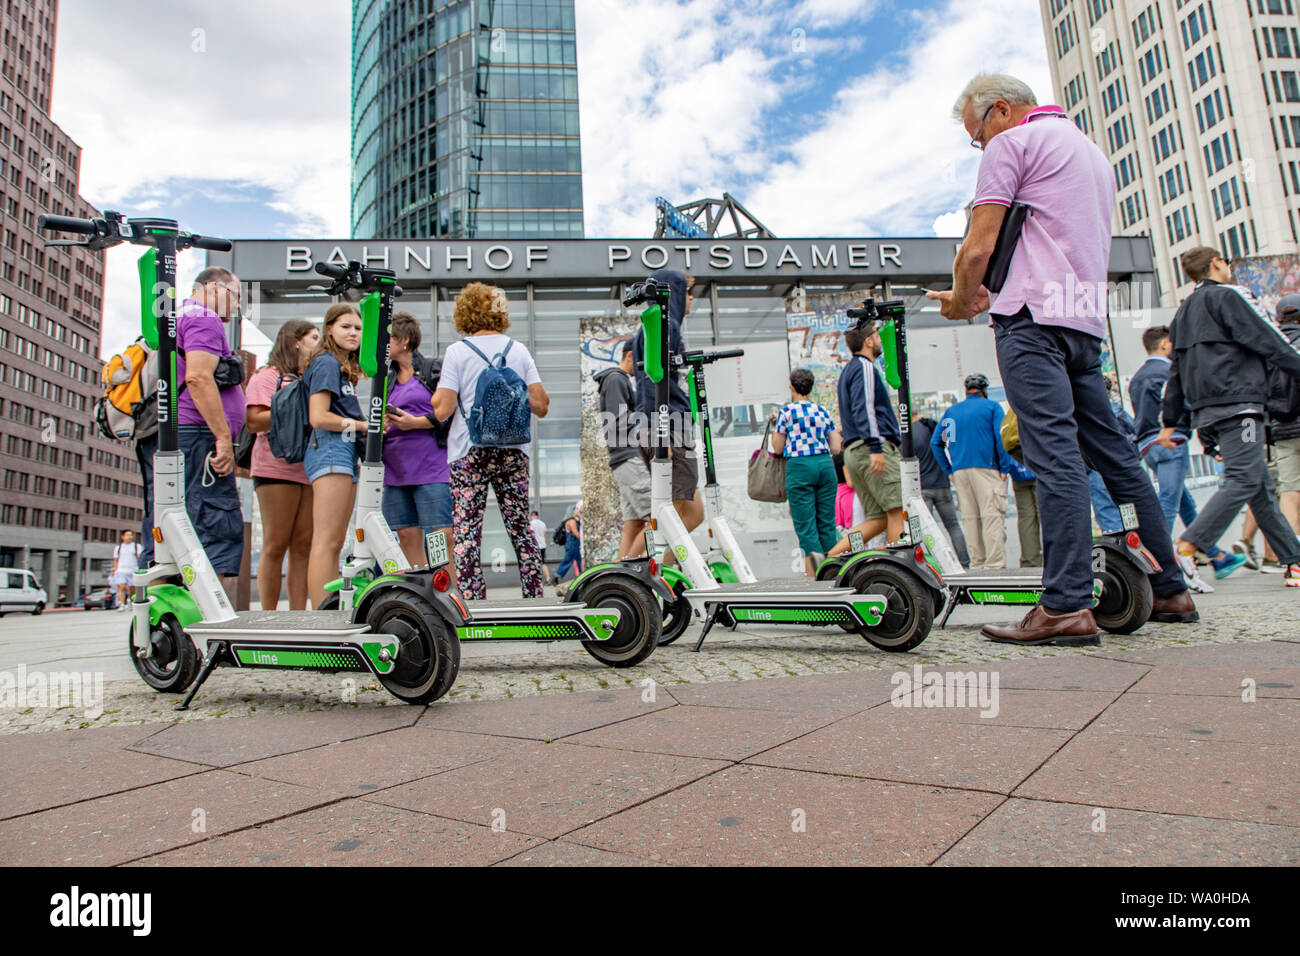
[
  {"xmin": 366, "ymin": 591, "xmax": 460, "ymax": 704},
  {"xmin": 130, "ymin": 615, "xmax": 202, "ymax": 693},
  {"xmin": 658, "ymin": 580, "xmax": 692, "ymax": 646},
  {"xmin": 577, "ymin": 577, "xmax": 661, "ymax": 667}
]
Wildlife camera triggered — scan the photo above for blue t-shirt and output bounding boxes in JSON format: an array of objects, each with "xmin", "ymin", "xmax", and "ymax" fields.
[{"xmin": 304, "ymin": 353, "xmax": 362, "ymax": 423}]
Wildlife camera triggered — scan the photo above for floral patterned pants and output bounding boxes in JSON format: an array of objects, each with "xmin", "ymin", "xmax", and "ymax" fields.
[{"xmin": 450, "ymin": 446, "xmax": 545, "ymax": 599}]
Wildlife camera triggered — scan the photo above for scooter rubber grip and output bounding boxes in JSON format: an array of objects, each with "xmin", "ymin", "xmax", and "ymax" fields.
[
  {"xmin": 315, "ymin": 262, "xmax": 348, "ymax": 279},
  {"xmin": 190, "ymin": 235, "xmax": 233, "ymax": 252},
  {"xmin": 37, "ymin": 213, "xmax": 95, "ymax": 234},
  {"xmin": 707, "ymin": 349, "xmax": 745, "ymax": 361}
]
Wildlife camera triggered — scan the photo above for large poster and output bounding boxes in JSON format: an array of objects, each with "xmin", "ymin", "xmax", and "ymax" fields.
[
  {"xmin": 578, "ymin": 313, "xmax": 791, "ymax": 568},
  {"xmin": 1233, "ymin": 253, "xmax": 1300, "ymax": 316}
]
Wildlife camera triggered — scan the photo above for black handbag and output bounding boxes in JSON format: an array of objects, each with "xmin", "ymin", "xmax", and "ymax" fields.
[
  {"xmin": 983, "ymin": 202, "xmax": 1031, "ymax": 293},
  {"xmin": 233, "ymin": 424, "xmax": 255, "ymax": 470}
]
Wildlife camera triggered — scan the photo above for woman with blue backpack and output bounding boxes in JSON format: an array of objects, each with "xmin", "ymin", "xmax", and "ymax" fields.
[
  {"xmin": 245, "ymin": 318, "xmax": 320, "ymax": 609},
  {"xmin": 431, "ymin": 282, "xmax": 549, "ymax": 600}
]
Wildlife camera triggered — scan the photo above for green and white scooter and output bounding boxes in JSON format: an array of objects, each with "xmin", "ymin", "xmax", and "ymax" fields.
[
  {"xmin": 39, "ymin": 212, "xmax": 463, "ymax": 709},
  {"xmin": 630, "ymin": 279, "xmax": 939, "ymax": 653},
  {"xmin": 311, "ymin": 263, "xmax": 667, "ymax": 668},
  {"xmin": 817, "ymin": 301, "xmax": 1159, "ymax": 635},
  {"xmin": 658, "ymin": 346, "xmax": 756, "ymax": 645}
]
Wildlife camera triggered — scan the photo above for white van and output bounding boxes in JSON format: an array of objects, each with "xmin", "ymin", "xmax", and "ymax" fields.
[{"xmin": 0, "ymin": 569, "xmax": 47, "ymax": 616}]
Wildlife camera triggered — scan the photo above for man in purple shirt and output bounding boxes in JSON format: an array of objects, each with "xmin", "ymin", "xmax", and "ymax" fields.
[
  {"xmin": 928, "ymin": 73, "xmax": 1193, "ymax": 645},
  {"xmin": 139, "ymin": 266, "xmax": 246, "ymax": 588}
]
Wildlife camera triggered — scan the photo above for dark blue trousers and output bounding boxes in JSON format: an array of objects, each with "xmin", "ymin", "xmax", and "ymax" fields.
[{"xmin": 992, "ymin": 309, "xmax": 1184, "ymax": 610}]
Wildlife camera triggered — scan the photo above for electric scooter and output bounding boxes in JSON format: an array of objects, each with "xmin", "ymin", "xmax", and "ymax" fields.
[
  {"xmin": 817, "ymin": 302, "xmax": 1159, "ymax": 635},
  {"xmin": 312, "ymin": 263, "xmax": 667, "ymax": 668},
  {"xmin": 631, "ymin": 279, "xmax": 940, "ymax": 653},
  {"xmin": 657, "ymin": 347, "xmax": 757, "ymax": 645},
  {"xmin": 39, "ymin": 212, "xmax": 463, "ymax": 709}
]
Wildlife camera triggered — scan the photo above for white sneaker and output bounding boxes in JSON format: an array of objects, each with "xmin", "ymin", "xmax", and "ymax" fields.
[
  {"xmin": 1179, "ymin": 553, "xmax": 1215, "ymax": 593},
  {"xmin": 1260, "ymin": 561, "xmax": 1287, "ymax": 574}
]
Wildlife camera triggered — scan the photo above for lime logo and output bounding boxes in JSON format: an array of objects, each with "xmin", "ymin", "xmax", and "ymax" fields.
[
  {"xmin": 1092, "ymin": 579, "xmax": 1103, "ymax": 607},
  {"xmin": 381, "ymin": 559, "xmax": 399, "ymax": 573},
  {"xmin": 181, "ymin": 565, "xmax": 196, "ymax": 586},
  {"xmin": 674, "ymin": 546, "xmax": 687, "ymax": 562}
]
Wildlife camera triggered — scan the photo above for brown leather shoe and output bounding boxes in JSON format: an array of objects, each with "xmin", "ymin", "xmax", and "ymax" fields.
[
  {"xmin": 982, "ymin": 605, "xmax": 1100, "ymax": 646},
  {"xmin": 1150, "ymin": 589, "xmax": 1199, "ymax": 623}
]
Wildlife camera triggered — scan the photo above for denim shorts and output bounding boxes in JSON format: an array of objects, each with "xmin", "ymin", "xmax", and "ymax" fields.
[
  {"xmin": 304, "ymin": 428, "xmax": 359, "ymax": 483},
  {"xmin": 382, "ymin": 482, "xmax": 452, "ymax": 531}
]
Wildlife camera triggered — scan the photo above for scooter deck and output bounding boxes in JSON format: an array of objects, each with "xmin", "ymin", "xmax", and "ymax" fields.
[
  {"xmin": 689, "ymin": 578, "xmax": 856, "ymax": 599},
  {"xmin": 458, "ymin": 597, "xmax": 617, "ymax": 642},
  {"xmin": 188, "ymin": 610, "xmax": 371, "ymax": 637}
]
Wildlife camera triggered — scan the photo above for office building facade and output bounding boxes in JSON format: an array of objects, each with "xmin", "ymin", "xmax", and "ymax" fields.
[
  {"xmin": 351, "ymin": 0, "xmax": 583, "ymax": 240},
  {"xmin": 1040, "ymin": 0, "xmax": 1300, "ymax": 303},
  {"xmin": 0, "ymin": 0, "xmax": 141, "ymax": 603}
]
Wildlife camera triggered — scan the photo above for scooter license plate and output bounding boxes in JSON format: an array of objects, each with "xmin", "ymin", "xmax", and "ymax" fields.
[{"xmin": 424, "ymin": 530, "xmax": 449, "ymax": 569}]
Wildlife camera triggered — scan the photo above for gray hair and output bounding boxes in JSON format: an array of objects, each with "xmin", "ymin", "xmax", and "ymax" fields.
[{"xmin": 952, "ymin": 73, "xmax": 1038, "ymax": 121}]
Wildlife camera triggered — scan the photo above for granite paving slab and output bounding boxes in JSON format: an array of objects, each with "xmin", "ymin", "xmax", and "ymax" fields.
[
  {"xmin": 0, "ymin": 749, "xmax": 205, "ymax": 821},
  {"xmin": 127, "ymin": 707, "xmax": 423, "ymax": 767},
  {"xmin": 1015, "ymin": 730, "xmax": 1300, "ymax": 827},
  {"xmin": 938, "ymin": 797, "xmax": 1300, "ymax": 865},
  {"xmin": 661, "ymin": 668, "xmax": 899, "ymax": 715},
  {"xmin": 364, "ymin": 741, "xmax": 728, "ymax": 839},
  {"xmin": 0, "ymin": 770, "xmax": 342, "ymax": 866},
  {"xmin": 493, "ymin": 840, "xmax": 668, "ymax": 867},
  {"xmin": 233, "ymin": 727, "xmax": 535, "ymax": 794},
  {"xmin": 415, "ymin": 686, "xmax": 675, "ymax": 740},
  {"xmin": 567, "ymin": 764, "xmax": 1003, "ymax": 865},
  {"xmin": 748, "ymin": 708, "xmax": 1073, "ymax": 793},
  {"xmin": 565, "ymin": 704, "xmax": 840, "ymax": 762},
  {"xmin": 1129, "ymin": 665, "xmax": 1300, "ymax": 698},
  {"xmin": 1089, "ymin": 694, "xmax": 1300, "ymax": 745},
  {"xmin": 127, "ymin": 798, "xmax": 540, "ymax": 866}
]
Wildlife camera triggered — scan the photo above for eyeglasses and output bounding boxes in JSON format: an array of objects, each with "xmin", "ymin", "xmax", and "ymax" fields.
[
  {"xmin": 970, "ymin": 104, "xmax": 995, "ymax": 150},
  {"xmin": 207, "ymin": 281, "xmax": 241, "ymax": 301}
]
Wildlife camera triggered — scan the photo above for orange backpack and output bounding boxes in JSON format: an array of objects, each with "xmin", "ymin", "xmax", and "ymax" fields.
[{"xmin": 94, "ymin": 337, "xmax": 157, "ymax": 441}]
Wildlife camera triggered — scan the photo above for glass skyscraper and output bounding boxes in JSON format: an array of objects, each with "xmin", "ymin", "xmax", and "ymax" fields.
[{"xmin": 351, "ymin": 0, "xmax": 584, "ymax": 239}]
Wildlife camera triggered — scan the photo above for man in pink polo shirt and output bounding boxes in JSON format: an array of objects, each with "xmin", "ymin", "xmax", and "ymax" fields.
[{"xmin": 928, "ymin": 73, "xmax": 1193, "ymax": 645}]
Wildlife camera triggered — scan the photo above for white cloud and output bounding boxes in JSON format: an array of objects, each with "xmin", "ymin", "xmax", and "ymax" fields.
[{"xmin": 932, "ymin": 209, "xmax": 968, "ymax": 237}]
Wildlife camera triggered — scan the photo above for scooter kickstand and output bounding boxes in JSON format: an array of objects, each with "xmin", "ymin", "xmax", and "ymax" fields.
[
  {"xmin": 693, "ymin": 604, "xmax": 722, "ymax": 652},
  {"xmin": 175, "ymin": 641, "xmax": 225, "ymax": 712},
  {"xmin": 937, "ymin": 590, "xmax": 959, "ymax": 629}
]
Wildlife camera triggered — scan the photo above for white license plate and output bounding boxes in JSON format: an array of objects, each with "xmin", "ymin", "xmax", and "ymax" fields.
[{"xmin": 424, "ymin": 530, "xmax": 449, "ymax": 569}]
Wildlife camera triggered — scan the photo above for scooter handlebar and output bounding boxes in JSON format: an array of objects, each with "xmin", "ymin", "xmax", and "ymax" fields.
[
  {"xmin": 37, "ymin": 214, "xmax": 96, "ymax": 235},
  {"xmin": 315, "ymin": 262, "xmax": 349, "ymax": 279},
  {"xmin": 189, "ymin": 235, "xmax": 233, "ymax": 252}
]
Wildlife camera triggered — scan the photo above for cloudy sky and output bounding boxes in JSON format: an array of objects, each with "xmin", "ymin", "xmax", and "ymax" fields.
[{"xmin": 49, "ymin": 0, "xmax": 1053, "ymax": 355}]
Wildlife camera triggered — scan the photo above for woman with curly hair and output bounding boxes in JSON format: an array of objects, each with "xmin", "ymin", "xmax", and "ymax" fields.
[
  {"xmin": 303, "ymin": 301, "xmax": 368, "ymax": 607},
  {"xmin": 432, "ymin": 282, "xmax": 549, "ymax": 598}
]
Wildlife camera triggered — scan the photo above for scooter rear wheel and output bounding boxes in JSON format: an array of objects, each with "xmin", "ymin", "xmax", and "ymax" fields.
[
  {"xmin": 1092, "ymin": 549, "xmax": 1154, "ymax": 634},
  {"xmin": 849, "ymin": 564, "xmax": 933, "ymax": 652},
  {"xmin": 366, "ymin": 591, "xmax": 460, "ymax": 704},
  {"xmin": 578, "ymin": 577, "xmax": 661, "ymax": 667},
  {"xmin": 658, "ymin": 580, "xmax": 692, "ymax": 646},
  {"xmin": 130, "ymin": 615, "xmax": 202, "ymax": 693}
]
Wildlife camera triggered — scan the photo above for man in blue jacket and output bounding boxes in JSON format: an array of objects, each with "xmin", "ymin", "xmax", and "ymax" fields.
[
  {"xmin": 932, "ymin": 374, "xmax": 1015, "ymax": 568},
  {"xmin": 837, "ymin": 322, "xmax": 904, "ymax": 545}
]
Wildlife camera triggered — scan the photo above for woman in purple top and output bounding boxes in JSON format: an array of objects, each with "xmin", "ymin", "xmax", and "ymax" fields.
[{"xmin": 382, "ymin": 312, "xmax": 454, "ymax": 576}]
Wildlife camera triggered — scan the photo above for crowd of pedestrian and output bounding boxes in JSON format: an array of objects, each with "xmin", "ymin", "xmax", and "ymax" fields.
[{"xmin": 132, "ymin": 275, "xmax": 553, "ymax": 609}]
